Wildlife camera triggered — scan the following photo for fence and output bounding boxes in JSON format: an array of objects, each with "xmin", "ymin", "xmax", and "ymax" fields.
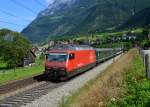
[
  {"xmin": 145, "ymin": 54, "xmax": 150, "ymax": 79},
  {"xmin": 140, "ymin": 50, "xmax": 150, "ymax": 79}
]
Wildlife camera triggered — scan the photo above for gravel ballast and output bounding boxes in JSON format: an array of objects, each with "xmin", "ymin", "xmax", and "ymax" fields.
[{"xmin": 23, "ymin": 55, "xmax": 122, "ymax": 107}]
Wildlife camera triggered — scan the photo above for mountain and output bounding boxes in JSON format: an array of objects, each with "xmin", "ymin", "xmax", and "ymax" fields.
[
  {"xmin": 22, "ymin": 0, "xmax": 150, "ymax": 43},
  {"xmin": 119, "ymin": 7, "xmax": 150, "ymax": 29}
]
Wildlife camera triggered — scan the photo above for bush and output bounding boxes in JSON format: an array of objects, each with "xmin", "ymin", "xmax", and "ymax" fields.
[
  {"xmin": 108, "ymin": 54, "xmax": 150, "ymax": 107},
  {"xmin": 0, "ymin": 29, "xmax": 31, "ymax": 68},
  {"xmin": 141, "ymin": 40, "xmax": 150, "ymax": 49}
]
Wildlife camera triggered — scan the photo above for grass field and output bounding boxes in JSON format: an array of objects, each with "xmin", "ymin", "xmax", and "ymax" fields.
[
  {"xmin": 0, "ymin": 61, "xmax": 7, "ymax": 69},
  {"xmin": 108, "ymin": 51, "xmax": 150, "ymax": 107},
  {"xmin": 0, "ymin": 58, "xmax": 44, "ymax": 85},
  {"xmin": 60, "ymin": 49, "xmax": 150, "ymax": 107}
]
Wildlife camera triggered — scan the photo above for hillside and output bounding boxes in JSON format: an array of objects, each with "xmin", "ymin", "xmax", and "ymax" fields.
[
  {"xmin": 22, "ymin": 0, "xmax": 150, "ymax": 43},
  {"xmin": 119, "ymin": 7, "xmax": 150, "ymax": 29}
]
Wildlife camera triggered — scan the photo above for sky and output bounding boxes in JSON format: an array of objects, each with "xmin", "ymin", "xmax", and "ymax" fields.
[{"xmin": 0, "ymin": 0, "xmax": 54, "ymax": 32}]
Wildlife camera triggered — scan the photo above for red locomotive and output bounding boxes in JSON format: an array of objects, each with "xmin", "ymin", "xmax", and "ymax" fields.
[{"xmin": 45, "ymin": 44, "xmax": 96, "ymax": 80}]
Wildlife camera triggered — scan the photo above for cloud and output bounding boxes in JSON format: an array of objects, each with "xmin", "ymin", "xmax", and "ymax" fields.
[{"xmin": 45, "ymin": 0, "xmax": 54, "ymax": 4}]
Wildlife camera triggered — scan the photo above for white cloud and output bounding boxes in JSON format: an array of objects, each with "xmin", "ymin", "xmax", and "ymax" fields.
[{"xmin": 45, "ymin": 0, "xmax": 54, "ymax": 4}]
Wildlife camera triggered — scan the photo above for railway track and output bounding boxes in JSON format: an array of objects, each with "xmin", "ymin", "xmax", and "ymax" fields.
[
  {"xmin": 0, "ymin": 50, "xmax": 123, "ymax": 107},
  {"xmin": 0, "ymin": 81, "xmax": 65, "ymax": 107},
  {"xmin": 0, "ymin": 74, "xmax": 45, "ymax": 96}
]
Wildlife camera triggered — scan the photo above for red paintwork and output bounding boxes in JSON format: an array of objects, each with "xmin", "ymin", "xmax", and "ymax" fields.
[
  {"xmin": 66, "ymin": 50, "xmax": 96, "ymax": 73},
  {"xmin": 45, "ymin": 49, "xmax": 96, "ymax": 73}
]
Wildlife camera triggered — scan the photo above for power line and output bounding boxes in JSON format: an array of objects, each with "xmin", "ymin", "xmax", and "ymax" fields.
[
  {"xmin": 0, "ymin": 20, "xmax": 25, "ymax": 26},
  {"xmin": 10, "ymin": 0, "xmax": 37, "ymax": 14},
  {"xmin": 33, "ymin": 0, "xmax": 47, "ymax": 8},
  {"xmin": 0, "ymin": 9, "xmax": 32, "ymax": 22},
  {"xmin": 0, "ymin": 9, "xmax": 17, "ymax": 18}
]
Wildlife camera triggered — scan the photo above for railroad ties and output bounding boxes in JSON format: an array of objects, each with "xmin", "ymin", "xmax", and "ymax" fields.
[{"xmin": 0, "ymin": 82, "xmax": 64, "ymax": 107}]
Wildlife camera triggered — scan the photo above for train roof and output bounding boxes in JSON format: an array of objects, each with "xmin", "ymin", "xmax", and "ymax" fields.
[{"xmin": 52, "ymin": 44, "xmax": 94, "ymax": 51}]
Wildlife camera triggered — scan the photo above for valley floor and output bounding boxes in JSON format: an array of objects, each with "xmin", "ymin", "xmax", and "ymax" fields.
[{"xmin": 0, "ymin": 58, "xmax": 44, "ymax": 85}]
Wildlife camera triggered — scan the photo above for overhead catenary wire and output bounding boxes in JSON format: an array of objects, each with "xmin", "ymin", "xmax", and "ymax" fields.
[
  {"xmin": 0, "ymin": 20, "xmax": 26, "ymax": 26},
  {"xmin": 10, "ymin": 0, "xmax": 37, "ymax": 14},
  {"xmin": 0, "ymin": 0, "xmax": 46, "ymax": 28},
  {"xmin": 0, "ymin": 9, "xmax": 32, "ymax": 22},
  {"xmin": 0, "ymin": 9, "xmax": 17, "ymax": 18}
]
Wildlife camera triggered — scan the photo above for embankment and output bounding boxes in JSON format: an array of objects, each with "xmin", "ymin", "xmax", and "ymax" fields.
[{"xmin": 60, "ymin": 49, "xmax": 150, "ymax": 107}]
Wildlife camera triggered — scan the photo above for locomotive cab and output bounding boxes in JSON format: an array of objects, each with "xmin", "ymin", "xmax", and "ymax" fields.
[
  {"xmin": 44, "ymin": 44, "xmax": 96, "ymax": 80},
  {"xmin": 45, "ymin": 52, "xmax": 69, "ymax": 79}
]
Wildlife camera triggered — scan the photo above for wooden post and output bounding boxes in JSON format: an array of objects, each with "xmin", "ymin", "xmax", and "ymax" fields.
[
  {"xmin": 140, "ymin": 50, "xmax": 145, "ymax": 66},
  {"xmin": 113, "ymin": 48, "xmax": 115, "ymax": 62},
  {"xmin": 145, "ymin": 54, "xmax": 150, "ymax": 79}
]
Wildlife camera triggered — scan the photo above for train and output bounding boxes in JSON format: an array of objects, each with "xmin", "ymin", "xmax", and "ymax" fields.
[{"xmin": 44, "ymin": 44, "xmax": 122, "ymax": 80}]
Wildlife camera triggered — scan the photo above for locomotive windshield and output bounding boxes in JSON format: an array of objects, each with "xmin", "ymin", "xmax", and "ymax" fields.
[{"xmin": 48, "ymin": 53, "xmax": 68, "ymax": 62}]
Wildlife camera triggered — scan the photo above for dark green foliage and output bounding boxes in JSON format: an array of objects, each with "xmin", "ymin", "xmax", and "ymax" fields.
[
  {"xmin": 22, "ymin": 0, "xmax": 150, "ymax": 43},
  {"xmin": 0, "ymin": 29, "xmax": 31, "ymax": 68},
  {"xmin": 120, "ymin": 7, "xmax": 150, "ymax": 29},
  {"xmin": 124, "ymin": 42, "xmax": 133, "ymax": 50},
  {"xmin": 108, "ymin": 55, "xmax": 150, "ymax": 107},
  {"xmin": 142, "ymin": 28, "xmax": 149, "ymax": 39},
  {"xmin": 141, "ymin": 40, "xmax": 150, "ymax": 49},
  {"xmin": 136, "ymin": 28, "xmax": 150, "ymax": 49}
]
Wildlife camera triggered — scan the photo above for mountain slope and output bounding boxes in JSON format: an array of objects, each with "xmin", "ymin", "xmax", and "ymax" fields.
[
  {"xmin": 22, "ymin": 0, "xmax": 150, "ymax": 43},
  {"xmin": 119, "ymin": 7, "xmax": 150, "ymax": 29}
]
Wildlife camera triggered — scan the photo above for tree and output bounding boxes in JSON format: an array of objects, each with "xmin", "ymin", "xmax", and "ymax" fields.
[
  {"xmin": 142, "ymin": 28, "xmax": 149, "ymax": 40},
  {"xmin": 0, "ymin": 29, "xmax": 31, "ymax": 68}
]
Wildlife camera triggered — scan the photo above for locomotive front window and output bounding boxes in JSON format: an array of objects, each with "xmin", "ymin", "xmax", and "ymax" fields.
[{"xmin": 48, "ymin": 53, "xmax": 67, "ymax": 62}]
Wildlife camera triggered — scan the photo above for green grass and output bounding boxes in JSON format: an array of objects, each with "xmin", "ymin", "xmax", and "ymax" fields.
[
  {"xmin": 0, "ymin": 58, "xmax": 44, "ymax": 85},
  {"xmin": 0, "ymin": 61, "xmax": 7, "ymax": 69},
  {"xmin": 108, "ymin": 53, "xmax": 150, "ymax": 107}
]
